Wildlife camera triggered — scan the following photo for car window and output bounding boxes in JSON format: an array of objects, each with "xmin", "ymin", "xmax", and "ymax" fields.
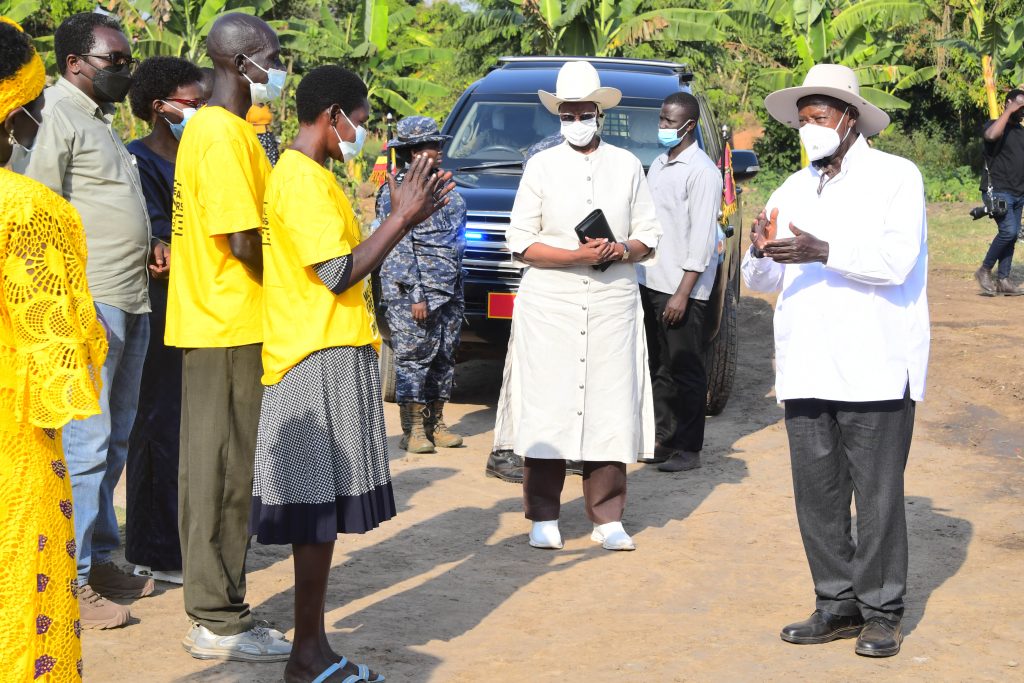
[{"xmin": 446, "ymin": 99, "xmax": 683, "ymax": 168}]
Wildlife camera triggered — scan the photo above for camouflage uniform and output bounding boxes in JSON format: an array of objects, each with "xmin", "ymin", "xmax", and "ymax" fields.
[{"xmin": 375, "ymin": 117, "xmax": 467, "ymax": 404}]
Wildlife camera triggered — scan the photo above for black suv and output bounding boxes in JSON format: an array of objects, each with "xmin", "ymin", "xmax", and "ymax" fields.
[{"xmin": 378, "ymin": 56, "xmax": 759, "ymax": 414}]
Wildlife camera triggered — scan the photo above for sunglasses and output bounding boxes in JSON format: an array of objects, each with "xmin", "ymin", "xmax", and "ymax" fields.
[
  {"xmin": 559, "ymin": 112, "xmax": 599, "ymax": 123},
  {"xmin": 164, "ymin": 97, "xmax": 208, "ymax": 109},
  {"xmin": 78, "ymin": 53, "xmax": 140, "ymax": 72}
]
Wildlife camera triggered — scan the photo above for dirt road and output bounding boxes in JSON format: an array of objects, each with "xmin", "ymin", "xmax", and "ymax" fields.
[{"xmin": 92, "ymin": 268, "xmax": 1023, "ymax": 682}]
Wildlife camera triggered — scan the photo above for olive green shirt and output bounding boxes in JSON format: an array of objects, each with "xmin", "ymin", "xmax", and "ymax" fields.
[{"xmin": 23, "ymin": 78, "xmax": 151, "ymax": 313}]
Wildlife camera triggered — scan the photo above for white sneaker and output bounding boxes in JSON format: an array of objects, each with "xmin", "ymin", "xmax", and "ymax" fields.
[
  {"xmin": 183, "ymin": 623, "xmax": 292, "ymax": 662},
  {"xmin": 133, "ymin": 565, "xmax": 183, "ymax": 585},
  {"xmin": 529, "ymin": 520, "xmax": 563, "ymax": 549},
  {"xmin": 591, "ymin": 522, "xmax": 636, "ymax": 551}
]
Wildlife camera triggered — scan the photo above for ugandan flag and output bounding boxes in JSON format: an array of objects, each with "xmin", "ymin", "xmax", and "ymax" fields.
[
  {"xmin": 718, "ymin": 142, "xmax": 737, "ymax": 225},
  {"xmin": 368, "ymin": 142, "xmax": 389, "ymax": 187}
]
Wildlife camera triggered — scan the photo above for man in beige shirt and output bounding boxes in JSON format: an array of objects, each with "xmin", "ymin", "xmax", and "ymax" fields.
[{"xmin": 24, "ymin": 12, "xmax": 154, "ymax": 629}]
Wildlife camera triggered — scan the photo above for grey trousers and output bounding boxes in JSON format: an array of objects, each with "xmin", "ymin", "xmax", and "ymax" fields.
[
  {"xmin": 784, "ymin": 387, "xmax": 915, "ymax": 621},
  {"xmin": 179, "ymin": 345, "xmax": 263, "ymax": 636}
]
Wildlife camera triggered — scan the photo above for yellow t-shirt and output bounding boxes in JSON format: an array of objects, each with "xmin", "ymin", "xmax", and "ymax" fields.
[
  {"xmin": 165, "ymin": 106, "xmax": 270, "ymax": 348},
  {"xmin": 261, "ymin": 149, "xmax": 380, "ymax": 385}
]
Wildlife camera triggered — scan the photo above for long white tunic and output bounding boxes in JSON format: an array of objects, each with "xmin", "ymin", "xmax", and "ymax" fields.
[{"xmin": 493, "ymin": 140, "xmax": 662, "ymax": 462}]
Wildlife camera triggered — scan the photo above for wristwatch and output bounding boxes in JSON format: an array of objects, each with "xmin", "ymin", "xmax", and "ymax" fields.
[{"xmin": 621, "ymin": 242, "xmax": 631, "ymax": 261}]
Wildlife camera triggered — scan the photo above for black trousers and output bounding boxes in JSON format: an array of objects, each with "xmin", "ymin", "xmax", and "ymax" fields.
[
  {"xmin": 784, "ymin": 387, "xmax": 915, "ymax": 621},
  {"xmin": 640, "ymin": 286, "xmax": 707, "ymax": 453}
]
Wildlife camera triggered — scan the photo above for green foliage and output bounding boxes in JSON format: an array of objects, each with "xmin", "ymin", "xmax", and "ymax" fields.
[{"xmin": 873, "ymin": 123, "xmax": 980, "ymax": 201}]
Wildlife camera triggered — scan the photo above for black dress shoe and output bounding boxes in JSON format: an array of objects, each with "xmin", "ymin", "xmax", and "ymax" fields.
[
  {"xmin": 780, "ymin": 610, "xmax": 864, "ymax": 644},
  {"xmin": 485, "ymin": 450, "xmax": 524, "ymax": 484},
  {"xmin": 855, "ymin": 617, "xmax": 902, "ymax": 657},
  {"xmin": 565, "ymin": 460, "xmax": 583, "ymax": 476}
]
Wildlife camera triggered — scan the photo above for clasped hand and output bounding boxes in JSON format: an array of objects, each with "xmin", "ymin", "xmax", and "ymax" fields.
[
  {"xmin": 576, "ymin": 237, "xmax": 617, "ymax": 265},
  {"xmin": 750, "ymin": 208, "xmax": 829, "ymax": 265}
]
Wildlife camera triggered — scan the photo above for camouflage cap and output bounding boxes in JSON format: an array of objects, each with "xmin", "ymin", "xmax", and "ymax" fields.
[{"xmin": 387, "ymin": 115, "xmax": 451, "ymax": 149}]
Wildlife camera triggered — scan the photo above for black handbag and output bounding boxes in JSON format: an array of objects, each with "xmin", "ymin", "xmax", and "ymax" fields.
[{"xmin": 573, "ymin": 209, "xmax": 617, "ymax": 272}]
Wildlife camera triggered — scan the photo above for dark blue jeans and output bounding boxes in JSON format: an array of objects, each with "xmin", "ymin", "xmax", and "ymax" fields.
[{"xmin": 982, "ymin": 190, "xmax": 1024, "ymax": 279}]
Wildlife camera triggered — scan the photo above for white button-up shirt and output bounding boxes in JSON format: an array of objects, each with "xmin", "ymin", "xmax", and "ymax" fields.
[
  {"xmin": 742, "ymin": 136, "xmax": 929, "ymax": 403},
  {"xmin": 638, "ymin": 142, "xmax": 723, "ymax": 300}
]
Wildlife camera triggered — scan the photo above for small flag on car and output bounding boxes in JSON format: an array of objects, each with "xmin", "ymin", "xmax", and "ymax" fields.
[{"xmin": 718, "ymin": 142, "xmax": 737, "ymax": 225}]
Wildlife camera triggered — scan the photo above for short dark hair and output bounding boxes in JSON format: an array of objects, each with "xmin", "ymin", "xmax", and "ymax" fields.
[
  {"xmin": 129, "ymin": 56, "xmax": 203, "ymax": 121},
  {"xmin": 1006, "ymin": 89, "xmax": 1024, "ymax": 103},
  {"xmin": 54, "ymin": 12, "xmax": 124, "ymax": 75},
  {"xmin": 663, "ymin": 91, "xmax": 700, "ymax": 121},
  {"xmin": 295, "ymin": 65, "xmax": 368, "ymax": 125},
  {"xmin": 796, "ymin": 94, "xmax": 860, "ymax": 121},
  {"xmin": 0, "ymin": 22, "xmax": 36, "ymax": 82}
]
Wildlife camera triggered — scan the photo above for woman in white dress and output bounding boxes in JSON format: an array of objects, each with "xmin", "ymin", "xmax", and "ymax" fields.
[{"xmin": 497, "ymin": 61, "xmax": 662, "ymax": 551}]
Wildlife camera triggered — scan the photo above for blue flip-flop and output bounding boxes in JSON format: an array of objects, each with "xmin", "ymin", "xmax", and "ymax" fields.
[
  {"xmin": 354, "ymin": 663, "xmax": 384, "ymax": 682},
  {"xmin": 311, "ymin": 656, "xmax": 385, "ymax": 683}
]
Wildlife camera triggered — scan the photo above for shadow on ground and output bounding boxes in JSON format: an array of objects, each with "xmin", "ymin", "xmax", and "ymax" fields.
[{"xmin": 180, "ymin": 295, "xmax": 795, "ymax": 682}]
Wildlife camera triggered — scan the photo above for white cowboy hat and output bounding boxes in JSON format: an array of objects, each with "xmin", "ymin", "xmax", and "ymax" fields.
[
  {"xmin": 764, "ymin": 63, "xmax": 891, "ymax": 137},
  {"xmin": 538, "ymin": 60, "xmax": 622, "ymax": 115}
]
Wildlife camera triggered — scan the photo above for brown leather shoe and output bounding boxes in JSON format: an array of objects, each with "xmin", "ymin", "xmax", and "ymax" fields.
[
  {"xmin": 975, "ymin": 266, "xmax": 996, "ymax": 295},
  {"xmin": 78, "ymin": 584, "xmax": 131, "ymax": 629},
  {"xmin": 657, "ymin": 450, "xmax": 701, "ymax": 472},
  {"xmin": 89, "ymin": 561, "xmax": 155, "ymax": 599},
  {"xmin": 996, "ymin": 277, "xmax": 1024, "ymax": 296}
]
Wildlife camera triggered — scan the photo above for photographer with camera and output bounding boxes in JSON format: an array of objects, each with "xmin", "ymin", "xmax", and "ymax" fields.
[{"xmin": 975, "ymin": 89, "xmax": 1024, "ymax": 296}]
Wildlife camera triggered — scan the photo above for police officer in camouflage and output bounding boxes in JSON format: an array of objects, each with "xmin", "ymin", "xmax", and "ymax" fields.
[{"xmin": 376, "ymin": 116, "xmax": 468, "ymax": 453}]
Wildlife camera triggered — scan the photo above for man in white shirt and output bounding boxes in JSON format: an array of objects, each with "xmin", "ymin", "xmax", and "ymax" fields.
[
  {"xmin": 638, "ymin": 92, "xmax": 723, "ymax": 473},
  {"xmin": 743, "ymin": 64, "xmax": 929, "ymax": 658}
]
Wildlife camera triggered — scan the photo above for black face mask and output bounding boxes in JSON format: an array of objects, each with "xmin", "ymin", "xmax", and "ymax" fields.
[{"xmin": 88, "ymin": 64, "xmax": 133, "ymax": 103}]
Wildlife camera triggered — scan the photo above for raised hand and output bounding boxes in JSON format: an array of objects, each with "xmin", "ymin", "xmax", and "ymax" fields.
[
  {"xmin": 751, "ymin": 207, "xmax": 778, "ymax": 255},
  {"xmin": 388, "ymin": 153, "xmax": 456, "ymax": 229},
  {"xmin": 763, "ymin": 223, "xmax": 829, "ymax": 264}
]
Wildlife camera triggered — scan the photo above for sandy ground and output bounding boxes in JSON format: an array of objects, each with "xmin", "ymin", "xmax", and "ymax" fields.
[{"xmin": 94, "ymin": 266, "xmax": 1023, "ymax": 682}]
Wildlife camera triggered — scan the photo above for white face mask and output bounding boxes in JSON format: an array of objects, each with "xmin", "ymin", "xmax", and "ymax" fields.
[
  {"xmin": 799, "ymin": 108, "xmax": 851, "ymax": 161},
  {"xmin": 242, "ymin": 55, "xmax": 286, "ymax": 104},
  {"xmin": 333, "ymin": 109, "xmax": 367, "ymax": 160},
  {"xmin": 8, "ymin": 106, "xmax": 41, "ymax": 153},
  {"xmin": 561, "ymin": 117, "xmax": 598, "ymax": 147}
]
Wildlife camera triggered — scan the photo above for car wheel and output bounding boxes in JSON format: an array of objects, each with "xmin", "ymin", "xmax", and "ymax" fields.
[
  {"xmin": 380, "ymin": 338, "xmax": 397, "ymax": 403},
  {"xmin": 705, "ymin": 286, "xmax": 737, "ymax": 416}
]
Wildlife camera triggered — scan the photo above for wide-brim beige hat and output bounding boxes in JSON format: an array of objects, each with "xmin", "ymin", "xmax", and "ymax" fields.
[
  {"xmin": 764, "ymin": 63, "xmax": 890, "ymax": 137},
  {"xmin": 538, "ymin": 60, "xmax": 622, "ymax": 115}
]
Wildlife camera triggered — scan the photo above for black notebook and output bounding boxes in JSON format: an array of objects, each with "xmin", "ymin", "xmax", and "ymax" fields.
[{"xmin": 573, "ymin": 209, "xmax": 617, "ymax": 272}]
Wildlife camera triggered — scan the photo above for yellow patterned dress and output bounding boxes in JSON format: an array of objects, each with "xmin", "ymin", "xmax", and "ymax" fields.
[{"xmin": 0, "ymin": 168, "xmax": 106, "ymax": 682}]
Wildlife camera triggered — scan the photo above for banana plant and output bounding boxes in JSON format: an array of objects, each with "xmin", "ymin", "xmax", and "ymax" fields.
[{"xmin": 106, "ymin": 0, "xmax": 275, "ymax": 64}]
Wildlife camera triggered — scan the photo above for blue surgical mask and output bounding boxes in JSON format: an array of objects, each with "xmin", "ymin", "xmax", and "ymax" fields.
[
  {"xmin": 242, "ymin": 55, "xmax": 286, "ymax": 103},
  {"xmin": 160, "ymin": 101, "xmax": 197, "ymax": 140},
  {"xmin": 333, "ymin": 109, "xmax": 367, "ymax": 160},
  {"xmin": 658, "ymin": 119, "xmax": 693, "ymax": 148}
]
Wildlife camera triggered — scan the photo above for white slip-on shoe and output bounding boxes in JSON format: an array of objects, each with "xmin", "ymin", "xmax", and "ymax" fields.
[
  {"xmin": 185, "ymin": 623, "xmax": 292, "ymax": 662},
  {"xmin": 591, "ymin": 521, "xmax": 636, "ymax": 551},
  {"xmin": 134, "ymin": 565, "xmax": 184, "ymax": 585},
  {"xmin": 529, "ymin": 520, "xmax": 563, "ymax": 549}
]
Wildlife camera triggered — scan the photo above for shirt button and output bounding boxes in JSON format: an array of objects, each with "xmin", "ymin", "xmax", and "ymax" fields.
[
  {"xmin": 580, "ymin": 330, "xmax": 586, "ymax": 335},
  {"xmin": 578, "ymin": 384, "xmax": 584, "ymax": 389},
  {"xmin": 577, "ymin": 410, "xmax": 583, "ymax": 415},
  {"xmin": 581, "ymin": 305, "xmax": 587, "ymax": 310},
  {"xmin": 587, "ymin": 176, "xmax": 592, "ymax": 181},
  {"xmin": 580, "ymin": 357, "xmax": 585, "ymax": 362},
  {"xmin": 582, "ymin": 279, "xmax": 589, "ymax": 284},
  {"xmin": 587, "ymin": 199, "xmax": 592, "ymax": 204}
]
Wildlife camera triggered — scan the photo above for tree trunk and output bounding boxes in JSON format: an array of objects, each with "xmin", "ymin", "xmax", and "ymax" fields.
[{"xmin": 983, "ymin": 53, "xmax": 999, "ymax": 119}]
